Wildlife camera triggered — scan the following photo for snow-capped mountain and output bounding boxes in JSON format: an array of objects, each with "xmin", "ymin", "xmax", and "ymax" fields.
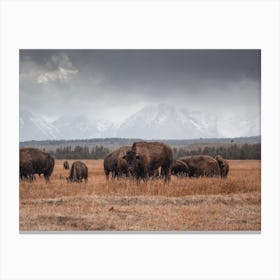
[
  {"xmin": 20, "ymin": 111, "xmax": 117, "ymax": 141},
  {"xmin": 20, "ymin": 110, "xmax": 61, "ymax": 141},
  {"xmin": 19, "ymin": 104, "xmax": 260, "ymax": 141},
  {"xmin": 52, "ymin": 115, "xmax": 99, "ymax": 139},
  {"xmin": 116, "ymin": 104, "xmax": 220, "ymax": 139},
  {"xmin": 92, "ymin": 118, "xmax": 118, "ymax": 138}
]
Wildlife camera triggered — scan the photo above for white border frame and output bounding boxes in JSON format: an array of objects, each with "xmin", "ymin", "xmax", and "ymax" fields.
[{"xmin": 1, "ymin": 1, "xmax": 279, "ymax": 279}]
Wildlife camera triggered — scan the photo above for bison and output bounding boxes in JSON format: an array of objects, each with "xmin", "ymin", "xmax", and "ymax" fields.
[
  {"xmin": 123, "ymin": 141, "xmax": 173, "ymax": 183},
  {"xmin": 20, "ymin": 149, "xmax": 35, "ymax": 181},
  {"xmin": 179, "ymin": 155, "xmax": 220, "ymax": 177},
  {"xmin": 215, "ymin": 155, "xmax": 229, "ymax": 178},
  {"xmin": 103, "ymin": 146, "xmax": 131, "ymax": 182},
  {"xmin": 67, "ymin": 161, "xmax": 88, "ymax": 183},
  {"xmin": 20, "ymin": 148, "xmax": 55, "ymax": 182},
  {"xmin": 63, "ymin": 160, "xmax": 70, "ymax": 170},
  {"xmin": 171, "ymin": 160, "xmax": 189, "ymax": 176},
  {"xmin": 149, "ymin": 168, "xmax": 160, "ymax": 178}
]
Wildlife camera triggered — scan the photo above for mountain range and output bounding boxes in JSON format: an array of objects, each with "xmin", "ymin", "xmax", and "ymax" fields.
[{"xmin": 19, "ymin": 104, "xmax": 260, "ymax": 141}]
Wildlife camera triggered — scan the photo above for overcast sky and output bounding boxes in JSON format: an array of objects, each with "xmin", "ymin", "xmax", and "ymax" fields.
[{"xmin": 20, "ymin": 49, "xmax": 260, "ymax": 123}]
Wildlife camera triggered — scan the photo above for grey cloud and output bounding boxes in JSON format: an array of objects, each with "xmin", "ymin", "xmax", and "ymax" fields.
[
  {"xmin": 20, "ymin": 51, "xmax": 78, "ymax": 86},
  {"xmin": 19, "ymin": 49, "xmax": 261, "ymax": 136}
]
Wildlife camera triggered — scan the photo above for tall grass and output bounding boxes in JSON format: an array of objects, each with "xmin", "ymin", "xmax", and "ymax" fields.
[{"xmin": 20, "ymin": 160, "xmax": 261, "ymax": 231}]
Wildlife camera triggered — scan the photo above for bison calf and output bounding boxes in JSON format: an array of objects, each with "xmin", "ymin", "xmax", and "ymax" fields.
[{"xmin": 67, "ymin": 161, "xmax": 88, "ymax": 183}]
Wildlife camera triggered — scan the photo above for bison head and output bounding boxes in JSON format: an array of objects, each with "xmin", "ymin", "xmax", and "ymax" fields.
[
  {"xmin": 123, "ymin": 150, "xmax": 140, "ymax": 173},
  {"xmin": 215, "ymin": 155, "xmax": 229, "ymax": 178}
]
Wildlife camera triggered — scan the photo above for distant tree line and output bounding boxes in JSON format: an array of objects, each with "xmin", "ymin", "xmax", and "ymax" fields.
[
  {"xmin": 172, "ymin": 143, "xmax": 261, "ymax": 160},
  {"xmin": 51, "ymin": 145, "xmax": 110, "ymax": 159},
  {"xmin": 48, "ymin": 143, "xmax": 261, "ymax": 160}
]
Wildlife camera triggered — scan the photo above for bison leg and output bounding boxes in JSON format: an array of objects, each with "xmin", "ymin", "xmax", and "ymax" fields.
[
  {"xmin": 142, "ymin": 175, "xmax": 149, "ymax": 184},
  {"xmin": 111, "ymin": 170, "xmax": 117, "ymax": 179},
  {"xmin": 43, "ymin": 168, "xmax": 53, "ymax": 182},
  {"xmin": 105, "ymin": 170, "xmax": 110, "ymax": 183},
  {"xmin": 188, "ymin": 168, "xmax": 195, "ymax": 177},
  {"xmin": 104, "ymin": 170, "xmax": 110, "ymax": 190},
  {"xmin": 161, "ymin": 166, "xmax": 171, "ymax": 184},
  {"xmin": 44, "ymin": 174, "xmax": 50, "ymax": 182},
  {"xmin": 141, "ymin": 166, "xmax": 149, "ymax": 183},
  {"xmin": 21, "ymin": 174, "xmax": 35, "ymax": 182},
  {"xmin": 30, "ymin": 174, "xmax": 36, "ymax": 182}
]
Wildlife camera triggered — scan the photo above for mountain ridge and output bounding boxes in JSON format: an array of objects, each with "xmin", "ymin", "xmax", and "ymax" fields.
[{"xmin": 20, "ymin": 104, "xmax": 260, "ymax": 141}]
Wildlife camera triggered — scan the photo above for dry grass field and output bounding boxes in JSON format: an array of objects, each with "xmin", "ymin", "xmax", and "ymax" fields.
[{"xmin": 20, "ymin": 160, "xmax": 261, "ymax": 231}]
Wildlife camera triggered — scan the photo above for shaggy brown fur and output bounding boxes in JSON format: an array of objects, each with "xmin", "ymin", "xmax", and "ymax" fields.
[
  {"xmin": 103, "ymin": 146, "xmax": 131, "ymax": 181},
  {"xmin": 171, "ymin": 160, "xmax": 189, "ymax": 176},
  {"xmin": 67, "ymin": 161, "xmax": 88, "ymax": 183},
  {"xmin": 20, "ymin": 148, "xmax": 55, "ymax": 182},
  {"xmin": 124, "ymin": 141, "xmax": 173, "ymax": 183},
  {"xmin": 215, "ymin": 155, "xmax": 229, "ymax": 178},
  {"xmin": 20, "ymin": 149, "xmax": 35, "ymax": 181},
  {"xmin": 180, "ymin": 155, "xmax": 220, "ymax": 177}
]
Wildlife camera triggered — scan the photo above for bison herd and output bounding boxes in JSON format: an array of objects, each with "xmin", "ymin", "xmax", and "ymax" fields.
[{"xmin": 19, "ymin": 142, "xmax": 229, "ymax": 184}]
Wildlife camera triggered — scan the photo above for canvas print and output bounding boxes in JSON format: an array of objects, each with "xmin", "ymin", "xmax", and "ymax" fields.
[{"xmin": 19, "ymin": 50, "xmax": 261, "ymax": 231}]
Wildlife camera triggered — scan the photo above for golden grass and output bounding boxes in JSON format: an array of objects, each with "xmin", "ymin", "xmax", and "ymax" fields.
[{"xmin": 20, "ymin": 160, "xmax": 261, "ymax": 231}]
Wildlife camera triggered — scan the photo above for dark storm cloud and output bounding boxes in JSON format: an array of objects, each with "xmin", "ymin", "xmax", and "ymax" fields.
[
  {"xmin": 20, "ymin": 49, "xmax": 260, "ymax": 87},
  {"xmin": 19, "ymin": 49, "xmax": 260, "ymax": 122}
]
